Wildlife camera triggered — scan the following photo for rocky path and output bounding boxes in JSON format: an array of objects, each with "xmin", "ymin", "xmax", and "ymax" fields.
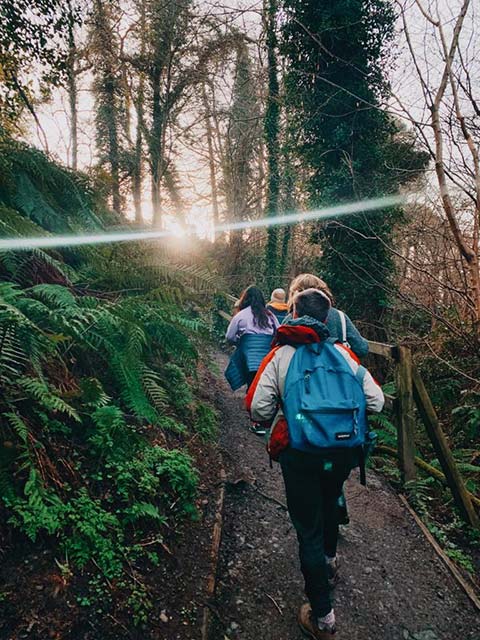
[{"xmin": 209, "ymin": 352, "xmax": 479, "ymax": 640}]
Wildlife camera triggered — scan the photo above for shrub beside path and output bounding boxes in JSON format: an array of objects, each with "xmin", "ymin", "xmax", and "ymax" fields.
[{"xmin": 209, "ymin": 352, "xmax": 479, "ymax": 640}]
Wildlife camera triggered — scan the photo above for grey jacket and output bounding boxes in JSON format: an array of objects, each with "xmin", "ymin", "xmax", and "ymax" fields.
[{"xmin": 327, "ymin": 308, "xmax": 369, "ymax": 358}]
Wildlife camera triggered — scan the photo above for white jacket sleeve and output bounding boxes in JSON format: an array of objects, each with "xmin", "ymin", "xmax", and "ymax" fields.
[
  {"xmin": 362, "ymin": 369, "xmax": 384, "ymax": 413},
  {"xmin": 249, "ymin": 357, "xmax": 280, "ymax": 422}
]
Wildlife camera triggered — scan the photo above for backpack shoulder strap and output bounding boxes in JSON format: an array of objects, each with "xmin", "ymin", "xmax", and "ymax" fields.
[{"xmin": 338, "ymin": 309, "xmax": 347, "ymax": 343}]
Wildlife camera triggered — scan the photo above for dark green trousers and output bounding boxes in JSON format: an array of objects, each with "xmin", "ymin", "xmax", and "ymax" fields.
[{"xmin": 280, "ymin": 447, "xmax": 353, "ymax": 617}]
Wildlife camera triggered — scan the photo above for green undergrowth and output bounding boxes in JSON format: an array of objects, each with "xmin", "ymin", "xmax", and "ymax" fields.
[
  {"xmin": 0, "ymin": 273, "xmax": 219, "ymax": 620},
  {"xmin": 0, "ymin": 137, "xmax": 221, "ymax": 630},
  {"xmin": 368, "ymin": 394, "xmax": 480, "ymax": 581}
]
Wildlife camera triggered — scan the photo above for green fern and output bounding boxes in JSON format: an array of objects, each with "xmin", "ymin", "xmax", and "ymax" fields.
[
  {"xmin": 18, "ymin": 377, "xmax": 81, "ymax": 422},
  {"xmin": 369, "ymin": 412, "xmax": 397, "ymax": 447},
  {"xmin": 28, "ymin": 284, "xmax": 78, "ymax": 309},
  {"xmin": 4, "ymin": 411, "xmax": 29, "ymax": 444},
  {"xmin": 194, "ymin": 402, "xmax": 219, "ymax": 441},
  {"xmin": 89, "ymin": 405, "xmax": 132, "ymax": 454},
  {"xmin": 6, "ymin": 468, "xmax": 65, "ymax": 540},
  {"xmin": 404, "ymin": 477, "xmax": 436, "ymax": 517},
  {"xmin": 109, "ymin": 354, "xmax": 159, "ymax": 423},
  {"xmin": 122, "ymin": 502, "xmax": 166, "ymax": 525},
  {"xmin": 142, "ymin": 368, "xmax": 169, "ymax": 411},
  {"xmin": 0, "ymin": 325, "xmax": 28, "ymax": 381},
  {"xmin": 161, "ymin": 363, "xmax": 193, "ymax": 416},
  {"xmin": 79, "ymin": 378, "xmax": 111, "ymax": 408}
]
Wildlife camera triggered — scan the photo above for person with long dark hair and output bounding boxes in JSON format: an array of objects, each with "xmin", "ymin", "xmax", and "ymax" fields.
[
  {"xmin": 225, "ymin": 286, "xmax": 279, "ymax": 434},
  {"xmin": 227, "ymin": 286, "xmax": 278, "ymax": 341}
]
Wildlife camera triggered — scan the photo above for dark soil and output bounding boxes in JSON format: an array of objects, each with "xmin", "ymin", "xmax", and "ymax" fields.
[{"xmin": 210, "ymin": 352, "xmax": 480, "ymax": 640}]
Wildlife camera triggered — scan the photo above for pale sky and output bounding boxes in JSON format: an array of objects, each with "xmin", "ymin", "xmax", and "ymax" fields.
[{"xmin": 30, "ymin": 0, "xmax": 478, "ymax": 232}]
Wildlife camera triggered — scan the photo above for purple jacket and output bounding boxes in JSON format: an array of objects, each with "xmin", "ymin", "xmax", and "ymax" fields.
[{"xmin": 225, "ymin": 306, "xmax": 279, "ymax": 344}]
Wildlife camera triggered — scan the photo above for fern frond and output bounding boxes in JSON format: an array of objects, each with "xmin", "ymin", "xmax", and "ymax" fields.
[
  {"xmin": 142, "ymin": 368, "xmax": 169, "ymax": 411},
  {"xmin": 4, "ymin": 411, "xmax": 29, "ymax": 444},
  {"xmin": 28, "ymin": 284, "xmax": 77, "ymax": 309},
  {"xmin": 109, "ymin": 356, "xmax": 159, "ymax": 423},
  {"xmin": 0, "ymin": 325, "xmax": 28, "ymax": 380},
  {"xmin": 122, "ymin": 502, "xmax": 166, "ymax": 525},
  {"xmin": 18, "ymin": 377, "xmax": 81, "ymax": 422},
  {"xmin": 80, "ymin": 378, "xmax": 111, "ymax": 408},
  {"xmin": 0, "ymin": 281, "xmax": 23, "ymax": 304},
  {"xmin": 126, "ymin": 323, "xmax": 147, "ymax": 358}
]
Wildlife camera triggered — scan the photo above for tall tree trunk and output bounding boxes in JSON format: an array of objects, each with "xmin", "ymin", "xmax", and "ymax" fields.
[
  {"xmin": 264, "ymin": 0, "xmax": 281, "ymax": 280},
  {"xmin": 279, "ymin": 155, "xmax": 294, "ymax": 278},
  {"xmin": 256, "ymin": 134, "xmax": 265, "ymax": 219},
  {"xmin": 202, "ymin": 83, "xmax": 219, "ymax": 227},
  {"xmin": 93, "ymin": 0, "xmax": 122, "ymax": 216},
  {"xmin": 132, "ymin": 0, "xmax": 145, "ymax": 225},
  {"xmin": 150, "ymin": 67, "xmax": 163, "ymax": 228},
  {"xmin": 105, "ymin": 75, "xmax": 121, "ymax": 215},
  {"xmin": 133, "ymin": 90, "xmax": 144, "ymax": 224},
  {"xmin": 66, "ymin": 2, "xmax": 78, "ymax": 171}
]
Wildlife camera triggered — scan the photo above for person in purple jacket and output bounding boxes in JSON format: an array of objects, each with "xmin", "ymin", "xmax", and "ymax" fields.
[
  {"xmin": 225, "ymin": 286, "xmax": 279, "ymax": 434},
  {"xmin": 225, "ymin": 285, "xmax": 279, "ymax": 349}
]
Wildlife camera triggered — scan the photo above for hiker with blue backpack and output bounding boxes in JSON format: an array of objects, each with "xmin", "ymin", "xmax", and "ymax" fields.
[
  {"xmin": 224, "ymin": 285, "xmax": 279, "ymax": 434},
  {"xmin": 246, "ymin": 288, "xmax": 384, "ymax": 639},
  {"xmin": 286, "ymin": 273, "xmax": 370, "ymax": 526}
]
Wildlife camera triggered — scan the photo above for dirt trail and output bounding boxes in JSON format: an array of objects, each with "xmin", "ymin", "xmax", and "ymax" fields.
[{"xmin": 209, "ymin": 352, "xmax": 479, "ymax": 640}]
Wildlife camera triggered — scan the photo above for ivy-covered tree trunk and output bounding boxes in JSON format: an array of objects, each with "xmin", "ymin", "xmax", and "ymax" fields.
[
  {"xmin": 133, "ymin": 88, "xmax": 144, "ymax": 224},
  {"xmin": 202, "ymin": 82, "xmax": 220, "ymax": 227},
  {"xmin": 223, "ymin": 40, "xmax": 260, "ymax": 271},
  {"xmin": 264, "ymin": 0, "xmax": 281, "ymax": 283},
  {"xmin": 91, "ymin": 0, "xmax": 123, "ymax": 216},
  {"xmin": 281, "ymin": 0, "xmax": 427, "ymax": 326},
  {"xmin": 143, "ymin": 0, "xmax": 192, "ymax": 228},
  {"xmin": 278, "ymin": 150, "xmax": 295, "ymax": 278},
  {"xmin": 132, "ymin": 0, "xmax": 146, "ymax": 225},
  {"xmin": 150, "ymin": 67, "xmax": 164, "ymax": 228}
]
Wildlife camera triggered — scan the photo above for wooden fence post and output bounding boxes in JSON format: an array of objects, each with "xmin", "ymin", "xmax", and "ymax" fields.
[
  {"xmin": 393, "ymin": 345, "xmax": 416, "ymax": 484},
  {"xmin": 412, "ymin": 366, "xmax": 479, "ymax": 529}
]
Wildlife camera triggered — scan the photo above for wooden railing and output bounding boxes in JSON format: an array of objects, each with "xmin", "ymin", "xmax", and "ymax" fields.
[
  {"xmin": 367, "ymin": 341, "xmax": 479, "ymax": 528},
  {"xmin": 216, "ymin": 307, "xmax": 479, "ymax": 528}
]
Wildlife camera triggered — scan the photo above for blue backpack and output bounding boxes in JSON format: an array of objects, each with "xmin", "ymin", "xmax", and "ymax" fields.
[{"xmin": 283, "ymin": 339, "xmax": 368, "ymax": 455}]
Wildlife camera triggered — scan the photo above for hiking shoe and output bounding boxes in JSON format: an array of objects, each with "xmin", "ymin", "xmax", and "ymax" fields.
[
  {"xmin": 298, "ymin": 604, "xmax": 336, "ymax": 639},
  {"xmin": 249, "ymin": 423, "xmax": 267, "ymax": 436},
  {"xmin": 326, "ymin": 556, "xmax": 340, "ymax": 589}
]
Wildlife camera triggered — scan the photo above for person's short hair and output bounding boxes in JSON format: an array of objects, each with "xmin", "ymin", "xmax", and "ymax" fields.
[
  {"xmin": 271, "ymin": 288, "xmax": 286, "ymax": 302},
  {"xmin": 293, "ymin": 288, "xmax": 331, "ymax": 322}
]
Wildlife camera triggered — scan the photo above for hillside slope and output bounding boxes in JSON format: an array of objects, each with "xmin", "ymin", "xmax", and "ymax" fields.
[{"xmin": 0, "ymin": 137, "xmax": 222, "ymax": 638}]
